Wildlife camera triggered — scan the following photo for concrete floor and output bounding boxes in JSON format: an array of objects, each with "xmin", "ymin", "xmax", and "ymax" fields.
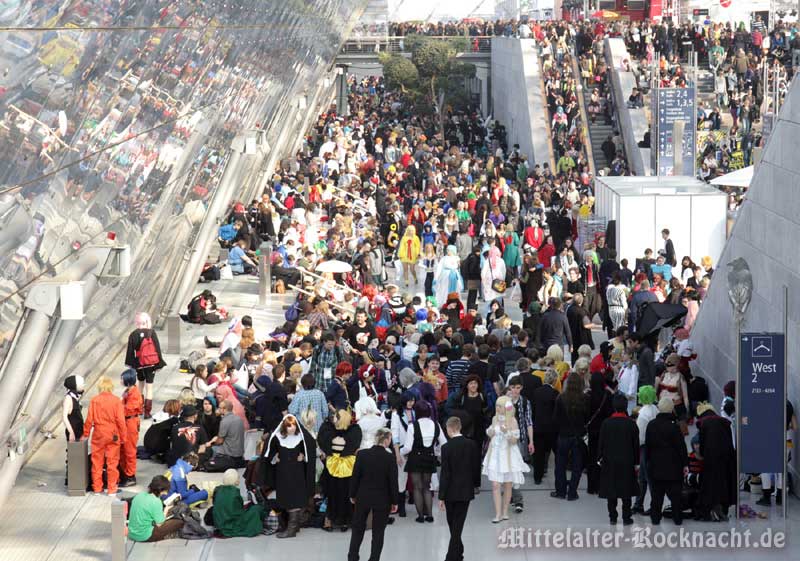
[{"xmin": 1, "ymin": 270, "xmax": 797, "ymax": 561}]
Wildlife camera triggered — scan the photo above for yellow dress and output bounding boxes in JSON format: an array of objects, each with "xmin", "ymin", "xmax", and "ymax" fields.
[{"xmin": 397, "ymin": 235, "xmax": 420, "ymax": 264}]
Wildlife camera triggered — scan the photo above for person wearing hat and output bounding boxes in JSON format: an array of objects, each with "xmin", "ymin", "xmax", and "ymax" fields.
[
  {"xmin": 62, "ymin": 375, "xmax": 85, "ymax": 486},
  {"xmin": 644, "ymin": 397, "xmax": 688, "ymax": 525},
  {"xmin": 695, "ymin": 402, "xmax": 736, "ymax": 520},
  {"xmin": 166, "ymin": 405, "xmax": 208, "ymax": 467},
  {"xmin": 263, "ymin": 414, "xmax": 317, "ymax": 538},
  {"xmin": 633, "ymin": 385, "xmax": 658, "ymax": 515},
  {"xmin": 655, "ymin": 353, "xmax": 689, "ymax": 427}
]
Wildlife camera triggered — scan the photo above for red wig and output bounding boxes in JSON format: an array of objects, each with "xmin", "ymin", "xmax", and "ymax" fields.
[{"xmin": 335, "ymin": 361, "xmax": 352, "ymax": 378}]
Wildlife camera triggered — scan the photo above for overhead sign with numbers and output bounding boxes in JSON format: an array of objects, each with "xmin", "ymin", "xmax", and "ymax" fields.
[
  {"xmin": 739, "ymin": 332, "xmax": 785, "ymax": 474},
  {"xmin": 652, "ymin": 87, "xmax": 696, "ymax": 177}
]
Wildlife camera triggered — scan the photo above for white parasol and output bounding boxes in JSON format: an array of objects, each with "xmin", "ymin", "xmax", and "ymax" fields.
[{"xmin": 314, "ymin": 260, "xmax": 353, "ymax": 274}]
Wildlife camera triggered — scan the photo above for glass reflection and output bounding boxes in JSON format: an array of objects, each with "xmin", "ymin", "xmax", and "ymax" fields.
[{"xmin": 0, "ymin": 0, "xmax": 363, "ymax": 382}]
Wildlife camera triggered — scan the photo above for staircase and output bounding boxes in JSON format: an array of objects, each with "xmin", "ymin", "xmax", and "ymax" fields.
[
  {"xmin": 582, "ymin": 88, "xmax": 615, "ymax": 172},
  {"xmin": 695, "ymin": 69, "xmax": 716, "ymax": 106}
]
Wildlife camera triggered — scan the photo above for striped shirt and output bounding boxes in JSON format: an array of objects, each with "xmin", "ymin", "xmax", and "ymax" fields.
[{"xmin": 445, "ymin": 358, "xmax": 471, "ymax": 396}]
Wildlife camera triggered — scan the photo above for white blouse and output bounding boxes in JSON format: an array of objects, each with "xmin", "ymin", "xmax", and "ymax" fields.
[{"xmin": 400, "ymin": 418, "xmax": 447, "ymax": 456}]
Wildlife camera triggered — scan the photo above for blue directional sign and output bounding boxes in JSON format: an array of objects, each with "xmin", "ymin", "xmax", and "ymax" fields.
[
  {"xmin": 653, "ymin": 87, "xmax": 696, "ymax": 177},
  {"xmin": 739, "ymin": 332, "xmax": 785, "ymax": 474}
]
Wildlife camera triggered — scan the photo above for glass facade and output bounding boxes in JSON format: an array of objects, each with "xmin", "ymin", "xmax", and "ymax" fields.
[{"xmin": 0, "ymin": 0, "xmax": 365, "ymax": 393}]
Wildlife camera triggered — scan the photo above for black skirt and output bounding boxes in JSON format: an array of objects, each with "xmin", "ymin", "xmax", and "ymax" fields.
[
  {"xmin": 405, "ymin": 447, "xmax": 438, "ymax": 473},
  {"xmin": 320, "ymin": 468, "xmax": 352, "ymax": 525}
]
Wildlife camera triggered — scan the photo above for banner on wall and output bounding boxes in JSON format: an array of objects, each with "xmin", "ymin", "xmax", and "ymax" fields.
[{"xmin": 739, "ymin": 332, "xmax": 786, "ymax": 474}]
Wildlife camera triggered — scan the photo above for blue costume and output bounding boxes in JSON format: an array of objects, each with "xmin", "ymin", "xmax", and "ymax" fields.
[{"xmin": 168, "ymin": 458, "xmax": 208, "ymax": 505}]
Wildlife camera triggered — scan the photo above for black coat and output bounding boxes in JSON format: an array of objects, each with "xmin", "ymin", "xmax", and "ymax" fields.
[
  {"xmin": 125, "ymin": 328, "xmax": 166, "ymax": 370},
  {"xmin": 645, "ymin": 413, "xmax": 688, "ymax": 481},
  {"xmin": 697, "ymin": 412, "xmax": 737, "ymax": 508},
  {"xmin": 439, "ymin": 435, "xmax": 481, "ymax": 502},
  {"xmin": 588, "ymin": 372, "xmax": 614, "ymax": 434},
  {"xmin": 520, "ymin": 371, "xmax": 542, "ymax": 406},
  {"xmin": 350, "ymin": 445, "xmax": 399, "ymax": 509},
  {"xmin": 532, "ymin": 384, "xmax": 559, "ymax": 433},
  {"xmin": 538, "ymin": 309, "xmax": 572, "ymax": 349},
  {"xmin": 598, "ymin": 415, "xmax": 639, "ymax": 500},
  {"xmin": 253, "ymin": 380, "xmax": 289, "ymax": 432}
]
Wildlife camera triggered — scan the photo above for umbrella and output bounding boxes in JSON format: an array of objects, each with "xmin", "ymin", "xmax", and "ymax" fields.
[
  {"xmin": 591, "ymin": 9, "xmax": 620, "ymax": 19},
  {"xmin": 636, "ymin": 302, "xmax": 687, "ymax": 336},
  {"xmin": 315, "ymin": 260, "xmax": 353, "ymax": 274}
]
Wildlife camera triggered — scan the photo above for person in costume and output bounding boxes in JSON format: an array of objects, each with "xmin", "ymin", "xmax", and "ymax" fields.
[
  {"xmin": 263, "ymin": 414, "xmax": 317, "ymax": 538},
  {"xmin": 318, "ymin": 409, "xmax": 362, "ymax": 531},
  {"xmin": 211, "ymin": 469, "xmax": 266, "ymax": 537},
  {"xmin": 434, "ymin": 245, "xmax": 465, "ymax": 310},
  {"xmin": 483, "ymin": 396, "xmax": 530, "ymax": 522},
  {"xmin": 120, "ymin": 368, "xmax": 143, "ymax": 487},
  {"xmin": 397, "ymin": 225, "xmax": 421, "ymax": 286},
  {"xmin": 62, "ymin": 375, "xmax": 85, "ymax": 485},
  {"xmin": 481, "ymin": 245, "xmax": 506, "ymax": 304}
]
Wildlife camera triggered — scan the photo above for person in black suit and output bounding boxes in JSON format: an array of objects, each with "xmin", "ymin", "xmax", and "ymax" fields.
[
  {"xmin": 438, "ymin": 417, "xmax": 481, "ymax": 561},
  {"xmin": 348, "ymin": 427, "xmax": 399, "ymax": 561},
  {"xmin": 661, "ymin": 229, "xmax": 676, "ymax": 268},
  {"xmin": 531, "ymin": 370, "xmax": 560, "ymax": 484}
]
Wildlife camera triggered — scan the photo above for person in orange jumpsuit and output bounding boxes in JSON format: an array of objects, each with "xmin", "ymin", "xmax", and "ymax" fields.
[
  {"xmin": 120, "ymin": 368, "xmax": 143, "ymax": 487},
  {"xmin": 82, "ymin": 375, "xmax": 126, "ymax": 494}
]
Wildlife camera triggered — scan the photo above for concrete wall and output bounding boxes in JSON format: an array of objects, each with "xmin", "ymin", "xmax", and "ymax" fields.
[
  {"xmin": 604, "ymin": 38, "xmax": 650, "ymax": 176},
  {"xmin": 491, "ymin": 37, "xmax": 550, "ymax": 167},
  {"xmin": 690, "ymin": 79, "xmax": 800, "ymax": 479}
]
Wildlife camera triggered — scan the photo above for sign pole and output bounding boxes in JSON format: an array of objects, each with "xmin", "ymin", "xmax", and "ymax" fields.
[
  {"xmin": 736, "ymin": 324, "xmax": 741, "ymax": 520},
  {"xmin": 783, "ymin": 285, "xmax": 788, "ymax": 520}
]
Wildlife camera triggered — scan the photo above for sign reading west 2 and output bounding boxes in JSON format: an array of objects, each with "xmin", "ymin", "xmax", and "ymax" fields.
[{"xmin": 739, "ymin": 333, "xmax": 785, "ymax": 474}]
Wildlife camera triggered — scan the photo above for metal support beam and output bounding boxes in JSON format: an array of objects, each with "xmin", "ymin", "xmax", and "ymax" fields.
[
  {"xmin": 0, "ymin": 311, "xmax": 52, "ymax": 443},
  {"xmin": 168, "ymin": 150, "xmax": 243, "ymax": 317},
  {"xmin": 0, "ymin": 277, "xmax": 98, "ymax": 512}
]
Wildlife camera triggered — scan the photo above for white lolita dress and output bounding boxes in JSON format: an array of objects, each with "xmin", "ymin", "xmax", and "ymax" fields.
[{"xmin": 482, "ymin": 420, "xmax": 530, "ymax": 485}]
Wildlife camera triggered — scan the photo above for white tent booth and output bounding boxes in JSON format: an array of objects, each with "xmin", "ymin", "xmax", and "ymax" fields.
[{"xmin": 593, "ymin": 176, "xmax": 727, "ymax": 267}]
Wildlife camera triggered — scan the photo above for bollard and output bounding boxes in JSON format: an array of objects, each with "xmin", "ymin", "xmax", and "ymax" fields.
[
  {"xmin": 258, "ymin": 241, "xmax": 272, "ymax": 306},
  {"xmin": 67, "ymin": 439, "xmax": 89, "ymax": 496},
  {"xmin": 166, "ymin": 314, "xmax": 181, "ymax": 355},
  {"xmin": 111, "ymin": 500, "xmax": 128, "ymax": 561}
]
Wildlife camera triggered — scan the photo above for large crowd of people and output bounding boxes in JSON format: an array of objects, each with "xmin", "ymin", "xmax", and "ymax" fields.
[{"xmin": 67, "ymin": 14, "xmax": 799, "ymax": 558}]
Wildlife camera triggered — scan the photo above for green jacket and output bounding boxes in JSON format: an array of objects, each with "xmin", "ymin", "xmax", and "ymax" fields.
[{"xmin": 212, "ymin": 485, "xmax": 265, "ymax": 537}]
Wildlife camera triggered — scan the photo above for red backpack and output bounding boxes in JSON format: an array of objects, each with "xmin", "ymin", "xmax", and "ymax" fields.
[{"xmin": 137, "ymin": 332, "xmax": 159, "ymax": 367}]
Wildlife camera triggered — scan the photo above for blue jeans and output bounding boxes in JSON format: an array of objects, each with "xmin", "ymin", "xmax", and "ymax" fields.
[{"xmin": 554, "ymin": 435, "xmax": 584, "ymax": 498}]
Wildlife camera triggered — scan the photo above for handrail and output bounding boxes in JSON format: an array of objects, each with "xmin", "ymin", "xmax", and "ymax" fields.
[
  {"xmin": 535, "ymin": 49, "xmax": 557, "ymax": 171},
  {"xmin": 340, "ymin": 35, "xmax": 493, "ymax": 54},
  {"xmin": 288, "ymin": 284, "xmax": 351, "ymax": 313},
  {"xmin": 296, "ymin": 266, "xmax": 361, "ymax": 297},
  {"xmin": 570, "ymin": 54, "xmax": 597, "ymax": 177}
]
